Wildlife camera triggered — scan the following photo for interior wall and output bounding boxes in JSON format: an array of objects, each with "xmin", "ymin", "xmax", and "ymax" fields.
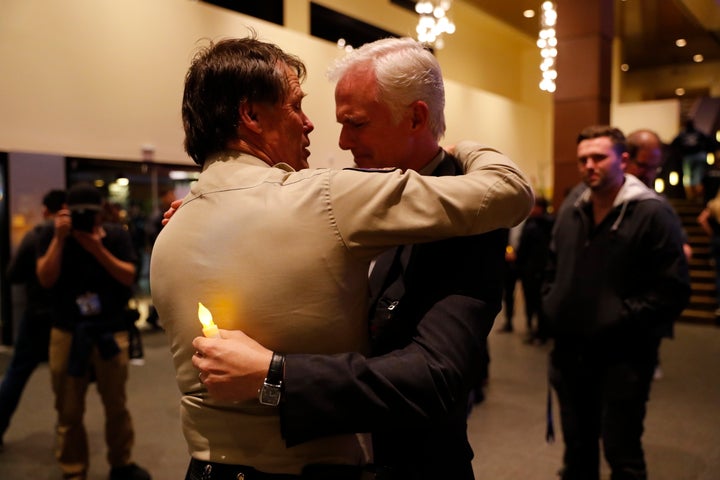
[
  {"xmin": 445, "ymin": 82, "xmax": 554, "ymax": 197},
  {"xmin": 620, "ymin": 61, "xmax": 720, "ymax": 101},
  {"xmin": 7, "ymin": 153, "xmax": 66, "ymax": 252},
  {"xmin": 1, "ymin": 0, "xmax": 552, "ymax": 193},
  {"xmin": 1, "ymin": 0, "xmax": 345, "ymax": 167},
  {"xmin": 611, "ymin": 99, "xmax": 682, "ymax": 143}
]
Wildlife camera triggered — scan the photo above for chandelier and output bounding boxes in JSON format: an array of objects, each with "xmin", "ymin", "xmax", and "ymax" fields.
[
  {"xmin": 537, "ymin": 1, "xmax": 558, "ymax": 93},
  {"xmin": 415, "ymin": 0, "xmax": 456, "ymax": 49}
]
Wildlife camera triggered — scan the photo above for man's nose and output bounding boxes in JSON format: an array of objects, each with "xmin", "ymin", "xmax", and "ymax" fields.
[
  {"xmin": 338, "ymin": 128, "xmax": 352, "ymax": 151},
  {"xmin": 304, "ymin": 115, "xmax": 314, "ymax": 133}
]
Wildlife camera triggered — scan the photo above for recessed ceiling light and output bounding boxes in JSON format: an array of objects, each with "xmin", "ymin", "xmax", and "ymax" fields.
[
  {"xmin": 693, "ymin": 54, "xmax": 704, "ymax": 63},
  {"xmin": 523, "ymin": 9, "xmax": 535, "ymax": 18},
  {"xmin": 675, "ymin": 87, "xmax": 686, "ymax": 96},
  {"xmin": 621, "ymin": 63, "xmax": 630, "ymax": 72},
  {"xmin": 676, "ymin": 38, "xmax": 687, "ymax": 47}
]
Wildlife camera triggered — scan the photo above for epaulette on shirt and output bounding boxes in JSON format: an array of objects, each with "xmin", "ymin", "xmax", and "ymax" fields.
[{"xmin": 343, "ymin": 167, "xmax": 400, "ymax": 173}]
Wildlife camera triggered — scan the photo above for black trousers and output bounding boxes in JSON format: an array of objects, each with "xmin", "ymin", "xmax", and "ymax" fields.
[
  {"xmin": 520, "ymin": 275, "xmax": 549, "ymax": 340},
  {"xmin": 549, "ymin": 338, "xmax": 659, "ymax": 480}
]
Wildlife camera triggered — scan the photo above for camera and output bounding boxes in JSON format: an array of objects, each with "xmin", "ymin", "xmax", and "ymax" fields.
[{"xmin": 71, "ymin": 208, "xmax": 99, "ymax": 232}]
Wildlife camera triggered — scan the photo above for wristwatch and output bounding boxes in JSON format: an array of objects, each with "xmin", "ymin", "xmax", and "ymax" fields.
[{"xmin": 258, "ymin": 352, "xmax": 285, "ymax": 406}]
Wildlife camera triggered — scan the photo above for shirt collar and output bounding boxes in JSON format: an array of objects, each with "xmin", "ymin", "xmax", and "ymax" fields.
[
  {"xmin": 203, "ymin": 151, "xmax": 296, "ymax": 172},
  {"xmin": 418, "ymin": 148, "xmax": 445, "ymax": 176}
]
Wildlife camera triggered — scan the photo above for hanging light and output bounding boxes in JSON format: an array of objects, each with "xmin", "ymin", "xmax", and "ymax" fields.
[
  {"xmin": 415, "ymin": 0, "xmax": 455, "ymax": 49},
  {"xmin": 538, "ymin": 2, "xmax": 558, "ymax": 93}
]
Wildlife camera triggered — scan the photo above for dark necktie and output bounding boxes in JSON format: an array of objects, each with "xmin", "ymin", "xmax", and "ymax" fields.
[{"xmin": 368, "ymin": 247, "xmax": 400, "ymax": 304}]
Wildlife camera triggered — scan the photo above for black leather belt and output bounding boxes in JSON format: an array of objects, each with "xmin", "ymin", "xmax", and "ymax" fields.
[{"xmin": 187, "ymin": 459, "xmax": 390, "ymax": 480}]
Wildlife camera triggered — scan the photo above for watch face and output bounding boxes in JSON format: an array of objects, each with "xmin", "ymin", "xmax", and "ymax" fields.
[{"xmin": 259, "ymin": 385, "xmax": 281, "ymax": 406}]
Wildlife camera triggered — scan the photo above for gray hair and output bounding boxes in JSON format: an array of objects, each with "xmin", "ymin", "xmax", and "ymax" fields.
[{"xmin": 328, "ymin": 37, "xmax": 446, "ymax": 141}]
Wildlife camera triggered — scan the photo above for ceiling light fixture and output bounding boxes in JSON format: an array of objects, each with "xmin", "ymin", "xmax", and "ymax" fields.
[
  {"xmin": 336, "ymin": 38, "xmax": 353, "ymax": 52},
  {"xmin": 415, "ymin": 0, "xmax": 456, "ymax": 50},
  {"xmin": 675, "ymin": 38, "xmax": 687, "ymax": 47},
  {"xmin": 693, "ymin": 54, "xmax": 704, "ymax": 63},
  {"xmin": 523, "ymin": 9, "xmax": 535, "ymax": 18},
  {"xmin": 538, "ymin": 1, "xmax": 558, "ymax": 93}
]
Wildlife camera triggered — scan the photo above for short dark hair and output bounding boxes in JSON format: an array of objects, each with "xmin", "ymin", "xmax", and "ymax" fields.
[
  {"xmin": 66, "ymin": 183, "xmax": 102, "ymax": 208},
  {"xmin": 42, "ymin": 189, "xmax": 67, "ymax": 214},
  {"xmin": 182, "ymin": 34, "xmax": 307, "ymax": 166},
  {"xmin": 535, "ymin": 196, "xmax": 549, "ymax": 211},
  {"xmin": 577, "ymin": 125, "xmax": 627, "ymax": 157}
]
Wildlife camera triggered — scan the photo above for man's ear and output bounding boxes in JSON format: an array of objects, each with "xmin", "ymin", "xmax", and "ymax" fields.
[
  {"xmin": 239, "ymin": 102, "xmax": 262, "ymax": 134},
  {"xmin": 620, "ymin": 152, "xmax": 629, "ymax": 171},
  {"xmin": 409, "ymin": 100, "xmax": 429, "ymax": 130}
]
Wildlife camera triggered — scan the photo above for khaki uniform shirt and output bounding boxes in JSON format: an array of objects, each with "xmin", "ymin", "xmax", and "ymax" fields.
[{"xmin": 149, "ymin": 141, "xmax": 532, "ymax": 474}]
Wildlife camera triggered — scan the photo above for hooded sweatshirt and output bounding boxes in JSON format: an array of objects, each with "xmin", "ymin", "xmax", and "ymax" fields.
[{"xmin": 542, "ymin": 175, "xmax": 690, "ymax": 347}]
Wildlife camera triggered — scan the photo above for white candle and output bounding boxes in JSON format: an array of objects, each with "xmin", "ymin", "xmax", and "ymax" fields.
[{"xmin": 197, "ymin": 302, "xmax": 220, "ymax": 338}]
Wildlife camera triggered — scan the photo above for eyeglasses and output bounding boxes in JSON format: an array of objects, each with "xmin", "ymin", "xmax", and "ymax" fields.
[{"xmin": 628, "ymin": 159, "xmax": 660, "ymax": 171}]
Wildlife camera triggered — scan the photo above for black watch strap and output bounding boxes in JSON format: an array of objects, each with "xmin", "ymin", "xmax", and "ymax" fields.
[
  {"xmin": 266, "ymin": 352, "xmax": 285, "ymax": 387},
  {"xmin": 258, "ymin": 352, "xmax": 285, "ymax": 406}
]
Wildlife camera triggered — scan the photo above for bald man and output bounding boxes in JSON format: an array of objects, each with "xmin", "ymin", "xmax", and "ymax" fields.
[{"xmin": 625, "ymin": 129, "xmax": 664, "ymax": 187}]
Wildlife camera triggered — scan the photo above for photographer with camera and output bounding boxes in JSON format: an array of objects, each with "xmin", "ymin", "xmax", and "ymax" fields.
[
  {"xmin": 36, "ymin": 183, "xmax": 151, "ymax": 480},
  {"xmin": 0, "ymin": 189, "xmax": 65, "ymax": 450}
]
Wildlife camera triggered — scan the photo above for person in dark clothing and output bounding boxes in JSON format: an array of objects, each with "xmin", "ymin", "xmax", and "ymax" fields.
[
  {"xmin": 189, "ymin": 37, "xmax": 526, "ymax": 479},
  {"xmin": 143, "ymin": 189, "xmax": 176, "ymax": 330},
  {"xmin": 515, "ymin": 195, "xmax": 553, "ymax": 344},
  {"xmin": 671, "ymin": 119, "xmax": 712, "ymax": 201},
  {"xmin": 498, "ymin": 224, "xmax": 522, "ymax": 333},
  {"xmin": 0, "ymin": 189, "xmax": 66, "ymax": 449},
  {"xmin": 697, "ymin": 190, "xmax": 720, "ymax": 324},
  {"xmin": 36, "ymin": 183, "xmax": 151, "ymax": 480},
  {"xmin": 543, "ymin": 125, "xmax": 690, "ymax": 480},
  {"xmin": 625, "ymin": 128, "xmax": 692, "ymax": 379}
]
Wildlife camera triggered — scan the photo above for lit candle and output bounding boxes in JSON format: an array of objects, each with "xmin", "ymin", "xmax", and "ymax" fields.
[{"xmin": 197, "ymin": 302, "xmax": 220, "ymax": 338}]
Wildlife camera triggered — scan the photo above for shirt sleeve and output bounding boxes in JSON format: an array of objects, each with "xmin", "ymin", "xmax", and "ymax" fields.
[{"xmin": 329, "ymin": 141, "xmax": 533, "ymax": 256}]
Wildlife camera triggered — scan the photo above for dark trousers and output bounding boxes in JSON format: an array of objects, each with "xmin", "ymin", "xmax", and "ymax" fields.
[
  {"xmin": 0, "ymin": 311, "xmax": 51, "ymax": 438},
  {"xmin": 549, "ymin": 339, "xmax": 658, "ymax": 480},
  {"xmin": 502, "ymin": 263, "xmax": 518, "ymax": 329},
  {"xmin": 710, "ymin": 236, "xmax": 720, "ymax": 305},
  {"xmin": 520, "ymin": 275, "xmax": 547, "ymax": 339}
]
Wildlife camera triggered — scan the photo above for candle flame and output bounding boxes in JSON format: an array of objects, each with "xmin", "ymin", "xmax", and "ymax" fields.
[{"xmin": 197, "ymin": 302, "xmax": 215, "ymax": 328}]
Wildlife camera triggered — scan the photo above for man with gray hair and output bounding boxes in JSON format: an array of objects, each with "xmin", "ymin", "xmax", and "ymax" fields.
[{"xmin": 188, "ymin": 37, "xmax": 516, "ymax": 479}]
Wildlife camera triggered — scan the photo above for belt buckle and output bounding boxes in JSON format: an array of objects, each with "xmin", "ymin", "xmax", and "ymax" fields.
[
  {"xmin": 202, "ymin": 464, "xmax": 212, "ymax": 480},
  {"xmin": 200, "ymin": 464, "xmax": 245, "ymax": 480}
]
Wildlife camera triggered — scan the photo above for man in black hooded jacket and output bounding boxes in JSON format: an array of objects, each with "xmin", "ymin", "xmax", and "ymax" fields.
[{"xmin": 543, "ymin": 125, "xmax": 690, "ymax": 480}]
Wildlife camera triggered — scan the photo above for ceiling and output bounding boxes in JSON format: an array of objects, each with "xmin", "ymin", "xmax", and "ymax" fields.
[{"xmin": 463, "ymin": 0, "xmax": 720, "ymax": 72}]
